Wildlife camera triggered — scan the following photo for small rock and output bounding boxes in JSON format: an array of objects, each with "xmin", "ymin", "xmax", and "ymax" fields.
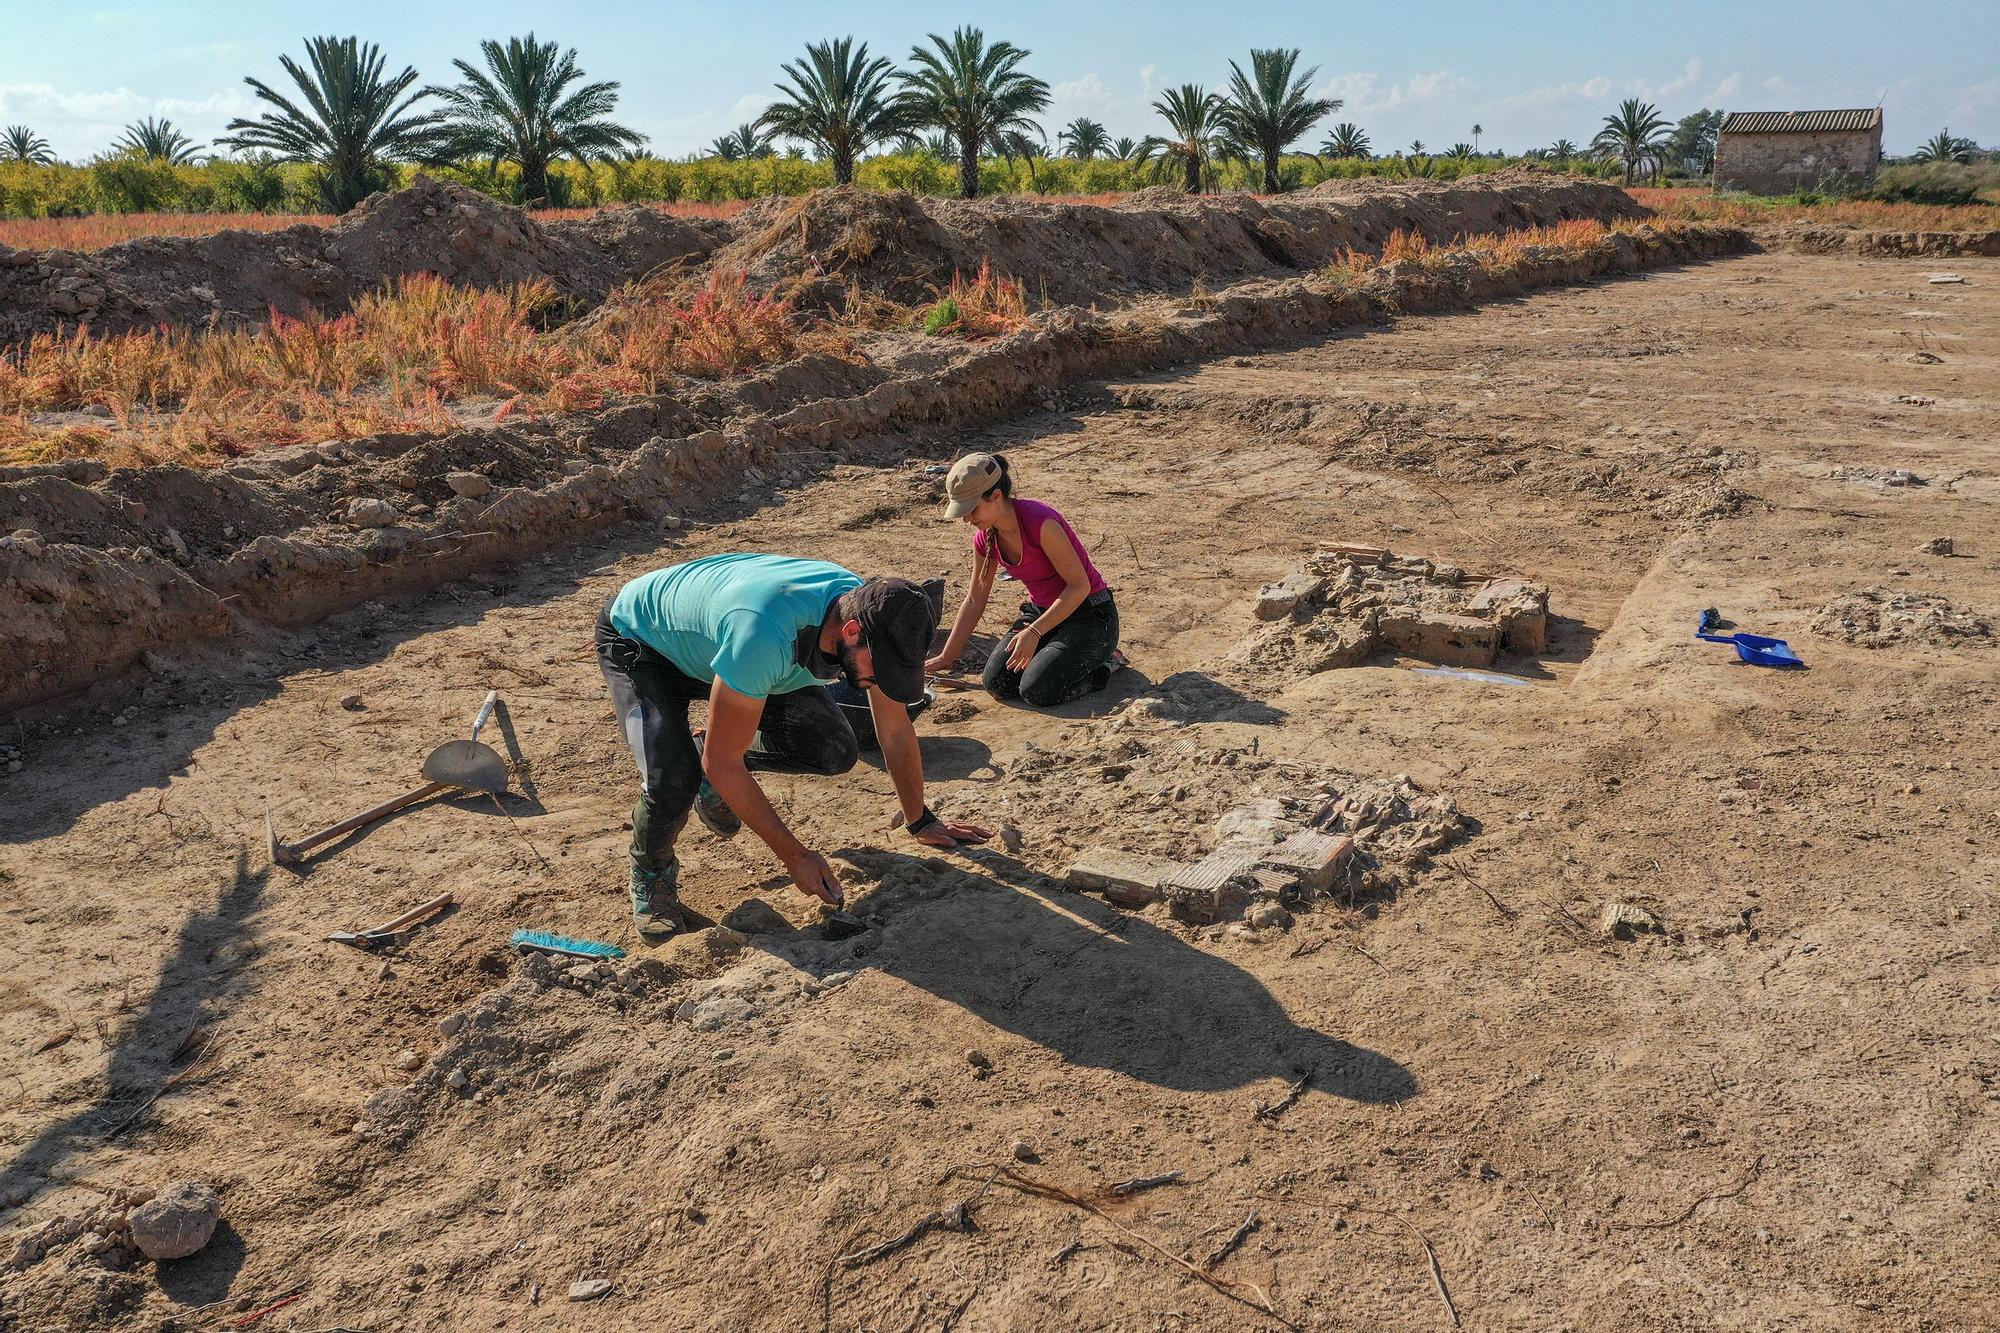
[
  {"xmin": 445, "ymin": 471, "xmax": 493, "ymax": 499},
  {"xmin": 375, "ymin": 961, "xmax": 393, "ymax": 981},
  {"xmin": 127, "ymin": 1180, "xmax": 220, "ymax": 1262},
  {"xmin": 1926, "ymin": 272, "xmax": 1965, "ymax": 284},
  {"xmin": 565, "ymin": 963, "xmax": 598, "ymax": 984},
  {"xmin": 346, "ymin": 497, "xmax": 399, "ymax": 528},
  {"xmin": 662, "ymin": 514, "xmax": 683, "ymax": 529},
  {"xmin": 1245, "ymin": 901, "xmax": 1294, "ymax": 930},
  {"xmin": 1919, "ymin": 536, "xmax": 1954, "ymax": 556},
  {"xmin": 437, "ymin": 1013, "xmax": 465, "ymax": 1037},
  {"xmin": 340, "ymin": 694, "xmax": 363, "ymax": 711},
  {"xmin": 1254, "ymin": 572, "xmax": 1325, "ymax": 622},
  {"xmin": 6, "ymin": 528, "xmax": 45, "ymax": 558},
  {"xmin": 965, "ymin": 1048, "xmax": 992, "ymax": 1070},
  {"xmin": 1011, "ymin": 1141, "xmax": 1039, "ymax": 1163},
  {"xmin": 446, "ymin": 1068, "xmax": 469, "ymax": 1089},
  {"xmin": 568, "ymin": 1279, "xmax": 613, "ymax": 1302},
  {"xmin": 998, "ymin": 824, "xmax": 1024, "ymax": 853},
  {"xmin": 394, "ymin": 1049, "xmax": 422, "ymax": 1072}
]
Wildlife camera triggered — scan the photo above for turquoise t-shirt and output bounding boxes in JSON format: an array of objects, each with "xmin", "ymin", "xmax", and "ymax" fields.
[{"xmin": 607, "ymin": 554, "xmax": 863, "ymax": 699}]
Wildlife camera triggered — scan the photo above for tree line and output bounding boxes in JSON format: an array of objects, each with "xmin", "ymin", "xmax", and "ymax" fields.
[{"xmin": 3, "ymin": 29, "xmax": 1983, "ymax": 216}]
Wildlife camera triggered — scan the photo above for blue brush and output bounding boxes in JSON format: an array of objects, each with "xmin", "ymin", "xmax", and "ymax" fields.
[{"xmin": 510, "ymin": 929, "xmax": 625, "ymax": 961}]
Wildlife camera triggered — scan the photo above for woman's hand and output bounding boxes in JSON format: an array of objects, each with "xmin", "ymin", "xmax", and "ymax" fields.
[
  {"xmin": 1005, "ymin": 626, "xmax": 1042, "ymax": 672},
  {"xmin": 924, "ymin": 652, "xmax": 956, "ymax": 676}
]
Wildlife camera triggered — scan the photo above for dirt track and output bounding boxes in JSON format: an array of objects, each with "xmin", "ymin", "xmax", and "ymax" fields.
[{"xmin": 3, "ymin": 249, "xmax": 1997, "ymax": 1330}]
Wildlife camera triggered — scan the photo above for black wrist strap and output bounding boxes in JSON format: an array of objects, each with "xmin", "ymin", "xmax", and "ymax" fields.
[{"xmin": 907, "ymin": 806, "xmax": 941, "ymax": 835}]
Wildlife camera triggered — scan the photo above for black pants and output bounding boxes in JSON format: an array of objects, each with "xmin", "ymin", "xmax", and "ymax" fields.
[
  {"xmin": 982, "ymin": 592, "xmax": 1120, "ymax": 708},
  {"xmin": 596, "ymin": 616, "xmax": 858, "ymax": 871}
]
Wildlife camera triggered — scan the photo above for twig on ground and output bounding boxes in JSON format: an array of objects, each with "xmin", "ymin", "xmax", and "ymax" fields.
[
  {"xmin": 1339, "ymin": 937, "xmax": 1390, "ymax": 972},
  {"xmin": 1256, "ymin": 1072, "xmax": 1312, "ymax": 1123},
  {"xmin": 101, "ymin": 1032, "xmax": 218, "ymax": 1138},
  {"xmin": 837, "ymin": 1167, "xmax": 996, "ymax": 1269},
  {"xmin": 1351, "ymin": 1208, "xmax": 1459, "ymax": 1328},
  {"xmin": 1050, "ymin": 1240, "xmax": 1090, "ymax": 1266},
  {"xmin": 1203, "ymin": 1210, "xmax": 1261, "ymax": 1270},
  {"xmin": 1110, "ymin": 1171, "xmax": 1185, "ymax": 1196},
  {"xmin": 959, "ymin": 1165, "xmax": 1295, "ymax": 1328},
  {"xmin": 1125, "ymin": 536, "xmax": 1148, "ymax": 573},
  {"xmin": 1439, "ymin": 860, "xmax": 1516, "ymax": 920},
  {"xmin": 228, "ymin": 1286, "xmax": 308, "ymax": 1326},
  {"xmin": 1610, "ymin": 1155, "xmax": 1764, "ymax": 1230}
]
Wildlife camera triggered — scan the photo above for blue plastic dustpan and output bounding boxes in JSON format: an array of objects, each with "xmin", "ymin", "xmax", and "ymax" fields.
[{"xmin": 1696, "ymin": 630, "xmax": 1804, "ymax": 669}]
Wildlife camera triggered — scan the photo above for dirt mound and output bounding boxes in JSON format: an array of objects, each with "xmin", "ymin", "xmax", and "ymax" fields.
[
  {"xmin": 1811, "ymin": 587, "xmax": 1993, "ymax": 648},
  {"xmin": 0, "ymin": 177, "xmax": 727, "ymax": 343},
  {"xmin": 1775, "ymin": 225, "xmax": 2000, "ymax": 257},
  {"xmin": 710, "ymin": 171, "xmax": 1653, "ymax": 308}
]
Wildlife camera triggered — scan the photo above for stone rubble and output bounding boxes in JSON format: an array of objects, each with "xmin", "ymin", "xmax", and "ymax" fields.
[{"xmin": 1241, "ymin": 545, "xmax": 1550, "ymax": 675}]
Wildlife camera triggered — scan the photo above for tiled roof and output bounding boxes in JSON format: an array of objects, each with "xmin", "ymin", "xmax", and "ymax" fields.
[{"xmin": 1719, "ymin": 109, "xmax": 1882, "ymax": 135}]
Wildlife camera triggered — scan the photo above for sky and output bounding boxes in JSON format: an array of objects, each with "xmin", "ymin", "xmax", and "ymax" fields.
[{"xmin": 2, "ymin": 0, "xmax": 1995, "ymax": 162}]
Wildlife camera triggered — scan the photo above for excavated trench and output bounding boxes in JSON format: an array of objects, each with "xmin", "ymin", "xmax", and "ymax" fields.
[{"xmin": 0, "ymin": 174, "xmax": 1750, "ymax": 716}]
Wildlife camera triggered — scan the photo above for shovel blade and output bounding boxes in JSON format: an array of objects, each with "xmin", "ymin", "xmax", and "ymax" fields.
[{"xmin": 420, "ymin": 739, "xmax": 509, "ymax": 795}]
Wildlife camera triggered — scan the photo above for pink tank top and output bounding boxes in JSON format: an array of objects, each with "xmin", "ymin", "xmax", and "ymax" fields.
[{"xmin": 973, "ymin": 498, "xmax": 1109, "ymax": 609}]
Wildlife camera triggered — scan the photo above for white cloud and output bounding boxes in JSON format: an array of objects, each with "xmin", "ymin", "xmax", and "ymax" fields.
[
  {"xmin": 1318, "ymin": 70, "xmax": 1476, "ymax": 118},
  {"xmin": 1946, "ymin": 76, "xmax": 2000, "ymax": 126}
]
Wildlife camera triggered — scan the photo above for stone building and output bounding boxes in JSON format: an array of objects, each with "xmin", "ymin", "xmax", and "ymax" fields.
[{"xmin": 1714, "ymin": 108, "xmax": 1883, "ymax": 195}]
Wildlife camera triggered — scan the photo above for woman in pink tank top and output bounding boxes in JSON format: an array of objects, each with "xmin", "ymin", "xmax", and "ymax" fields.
[{"xmin": 927, "ymin": 452, "xmax": 1122, "ymax": 707}]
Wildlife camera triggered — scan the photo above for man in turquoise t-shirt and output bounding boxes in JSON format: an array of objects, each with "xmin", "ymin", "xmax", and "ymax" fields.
[{"xmin": 597, "ymin": 553, "xmax": 991, "ymax": 939}]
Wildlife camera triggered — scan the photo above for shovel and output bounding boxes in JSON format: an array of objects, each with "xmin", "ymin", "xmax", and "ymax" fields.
[{"xmin": 266, "ymin": 691, "xmax": 509, "ymax": 866}]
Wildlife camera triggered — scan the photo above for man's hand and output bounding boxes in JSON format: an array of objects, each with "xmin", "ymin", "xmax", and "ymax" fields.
[
  {"xmin": 1005, "ymin": 627, "xmax": 1042, "ymax": 672},
  {"xmin": 782, "ymin": 848, "xmax": 845, "ymax": 907},
  {"xmin": 910, "ymin": 814, "xmax": 994, "ymax": 849}
]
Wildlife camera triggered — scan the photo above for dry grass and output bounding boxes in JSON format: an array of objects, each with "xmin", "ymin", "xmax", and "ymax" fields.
[
  {"xmin": 1626, "ymin": 188, "xmax": 2000, "ymax": 231},
  {"xmin": 921, "ymin": 260, "xmax": 1029, "ymax": 338},
  {"xmin": 0, "ymin": 199, "xmax": 755, "ymax": 253},
  {"xmin": 1330, "ymin": 219, "xmax": 1627, "ymax": 286},
  {"xmin": 0, "ymin": 269, "xmax": 794, "ymax": 466}
]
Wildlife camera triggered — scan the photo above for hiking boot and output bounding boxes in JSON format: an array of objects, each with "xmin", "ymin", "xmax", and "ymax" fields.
[
  {"xmin": 690, "ymin": 733, "xmax": 742, "ymax": 839},
  {"xmin": 629, "ymin": 859, "xmax": 686, "ymax": 941}
]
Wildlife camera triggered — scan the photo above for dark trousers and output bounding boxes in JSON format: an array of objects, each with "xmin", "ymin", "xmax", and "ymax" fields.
[
  {"xmin": 596, "ymin": 616, "xmax": 858, "ymax": 871},
  {"xmin": 982, "ymin": 592, "xmax": 1120, "ymax": 708}
]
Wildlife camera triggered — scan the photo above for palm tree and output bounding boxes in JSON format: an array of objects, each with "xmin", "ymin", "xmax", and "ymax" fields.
[
  {"xmin": 1592, "ymin": 98, "xmax": 1670, "ymax": 186},
  {"xmin": 1447, "ymin": 142, "xmax": 1475, "ymax": 159},
  {"xmin": 921, "ymin": 130, "xmax": 954, "ymax": 159},
  {"xmin": 710, "ymin": 123, "xmax": 773, "ymax": 160},
  {"xmin": 1472, "ymin": 122, "xmax": 1483, "ymax": 153},
  {"xmin": 220, "ymin": 36, "xmax": 444, "ymax": 213},
  {"xmin": 897, "ymin": 26, "xmax": 1050, "ymax": 199},
  {"xmin": 1914, "ymin": 129, "xmax": 1978, "ymax": 164},
  {"xmin": 1220, "ymin": 48, "xmax": 1338, "ymax": 193},
  {"xmin": 1409, "ymin": 140, "xmax": 1426, "ymax": 156},
  {"xmin": 2, "ymin": 125, "xmax": 54, "ymax": 165},
  {"xmin": 1319, "ymin": 122, "xmax": 1370, "ymax": 159},
  {"xmin": 1136, "ymin": 84, "xmax": 1229, "ymax": 194},
  {"xmin": 425, "ymin": 33, "xmax": 645, "ymax": 207},
  {"xmin": 1547, "ymin": 138, "xmax": 1579, "ymax": 166},
  {"xmin": 115, "ymin": 117, "xmax": 202, "ymax": 165},
  {"xmin": 1058, "ymin": 117, "xmax": 1111, "ymax": 160},
  {"xmin": 1111, "ymin": 136, "xmax": 1138, "ymax": 161},
  {"xmin": 758, "ymin": 37, "xmax": 911, "ymax": 187}
]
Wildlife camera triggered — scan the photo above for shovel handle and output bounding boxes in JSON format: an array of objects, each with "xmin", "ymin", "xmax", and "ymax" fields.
[
  {"xmin": 470, "ymin": 690, "xmax": 499, "ymax": 742},
  {"xmin": 364, "ymin": 892, "xmax": 456, "ymax": 936},
  {"xmin": 287, "ymin": 782, "xmax": 448, "ymax": 859}
]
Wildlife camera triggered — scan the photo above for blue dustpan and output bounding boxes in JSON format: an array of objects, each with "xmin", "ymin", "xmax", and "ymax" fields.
[{"xmin": 1696, "ymin": 630, "xmax": 1804, "ymax": 669}]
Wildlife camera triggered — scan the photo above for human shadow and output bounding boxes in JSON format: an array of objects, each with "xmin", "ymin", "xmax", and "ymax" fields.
[
  {"xmin": 0, "ymin": 849, "xmax": 265, "ymax": 1214},
  {"xmin": 786, "ymin": 846, "xmax": 1413, "ymax": 1105}
]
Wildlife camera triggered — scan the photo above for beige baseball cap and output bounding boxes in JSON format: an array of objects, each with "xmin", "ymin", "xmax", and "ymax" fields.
[{"xmin": 942, "ymin": 453, "xmax": 1003, "ymax": 519}]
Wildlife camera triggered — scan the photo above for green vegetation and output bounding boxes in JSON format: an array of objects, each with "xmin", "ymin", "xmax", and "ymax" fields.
[
  {"xmin": 1058, "ymin": 118, "xmax": 1111, "ymax": 160},
  {"xmin": 1136, "ymin": 85, "xmax": 1231, "ymax": 194},
  {"xmin": 217, "ymin": 36, "xmax": 444, "ymax": 212},
  {"xmin": 756, "ymin": 38, "xmax": 910, "ymax": 187},
  {"xmin": 114, "ymin": 118, "xmax": 203, "ymax": 165},
  {"xmin": 895, "ymin": 26, "xmax": 1051, "ymax": 199},
  {"xmin": 1914, "ymin": 130, "xmax": 1978, "ymax": 165},
  {"xmin": 2, "ymin": 126, "xmax": 55, "ymax": 166},
  {"xmin": 1221, "ymin": 48, "xmax": 1339, "ymax": 193},
  {"xmin": 425, "ymin": 33, "xmax": 647, "ymax": 205},
  {"xmin": 1593, "ymin": 99, "xmax": 1671, "ymax": 185}
]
